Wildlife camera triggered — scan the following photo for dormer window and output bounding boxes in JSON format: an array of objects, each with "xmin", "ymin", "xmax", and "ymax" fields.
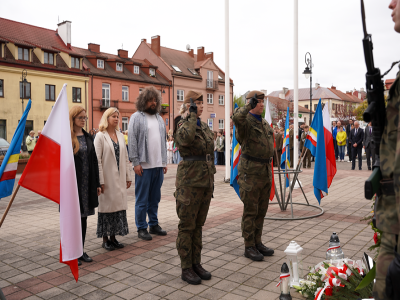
[
  {"xmin": 218, "ymin": 75, "xmax": 223, "ymax": 80},
  {"xmin": 171, "ymin": 65, "xmax": 182, "ymax": 72},
  {"xmin": 149, "ymin": 68, "xmax": 155, "ymax": 77},
  {"xmin": 18, "ymin": 47, "xmax": 29, "ymax": 61},
  {"xmin": 71, "ymin": 57, "xmax": 80, "ymax": 69},
  {"xmin": 44, "ymin": 52, "xmax": 54, "ymax": 65},
  {"xmin": 116, "ymin": 63, "xmax": 123, "ymax": 72},
  {"xmin": 188, "ymin": 68, "xmax": 198, "ymax": 75},
  {"xmin": 97, "ymin": 59, "xmax": 104, "ymax": 69},
  {"xmin": 134, "ymin": 65, "xmax": 140, "ymax": 74}
]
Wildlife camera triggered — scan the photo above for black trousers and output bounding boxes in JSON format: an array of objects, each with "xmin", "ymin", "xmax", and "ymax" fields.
[
  {"xmin": 365, "ymin": 145, "xmax": 376, "ymax": 169},
  {"xmin": 352, "ymin": 147, "xmax": 362, "ymax": 170},
  {"xmin": 334, "ymin": 142, "xmax": 339, "ymax": 159},
  {"xmin": 81, "ymin": 217, "xmax": 87, "ymax": 248},
  {"xmin": 217, "ymin": 151, "xmax": 225, "ymax": 165},
  {"xmin": 347, "ymin": 140, "xmax": 352, "ymax": 161}
]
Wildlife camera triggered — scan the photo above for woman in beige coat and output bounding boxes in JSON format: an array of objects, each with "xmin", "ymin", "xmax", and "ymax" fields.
[{"xmin": 94, "ymin": 107, "xmax": 132, "ymax": 251}]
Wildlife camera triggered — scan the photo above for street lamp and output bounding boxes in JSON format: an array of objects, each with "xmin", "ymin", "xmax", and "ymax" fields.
[
  {"xmin": 302, "ymin": 53, "xmax": 312, "ymax": 125},
  {"xmin": 21, "ymin": 69, "xmax": 28, "ymax": 152}
]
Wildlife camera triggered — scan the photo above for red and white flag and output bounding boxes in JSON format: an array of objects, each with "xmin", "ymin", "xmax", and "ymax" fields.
[
  {"xmin": 264, "ymin": 98, "xmax": 275, "ymax": 201},
  {"xmin": 19, "ymin": 84, "xmax": 82, "ymax": 281},
  {"xmin": 322, "ymin": 105, "xmax": 337, "ymax": 188}
]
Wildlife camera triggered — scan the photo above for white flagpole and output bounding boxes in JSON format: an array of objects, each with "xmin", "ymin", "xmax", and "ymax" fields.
[
  {"xmin": 293, "ymin": 0, "xmax": 299, "ymax": 168},
  {"xmin": 224, "ymin": 0, "xmax": 231, "ymax": 182}
]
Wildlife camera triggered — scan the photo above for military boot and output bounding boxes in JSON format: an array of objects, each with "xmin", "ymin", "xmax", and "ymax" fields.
[
  {"xmin": 244, "ymin": 246, "xmax": 264, "ymax": 261},
  {"xmin": 256, "ymin": 243, "xmax": 274, "ymax": 256},
  {"xmin": 193, "ymin": 264, "xmax": 211, "ymax": 280},
  {"xmin": 181, "ymin": 268, "xmax": 201, "ymax": 285}
]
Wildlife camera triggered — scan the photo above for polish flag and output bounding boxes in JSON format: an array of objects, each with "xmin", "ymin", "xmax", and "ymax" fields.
[
  {"xmin": 264, "ymin": 98, "xmax": 275, "ymax": 201},
  {"xmin": 19, "ymin": 84, "xmax": 82, "ymax": 281},
  {"xmin": 322, "ymin": 105, "xmax": 337, "ymax": 187}
]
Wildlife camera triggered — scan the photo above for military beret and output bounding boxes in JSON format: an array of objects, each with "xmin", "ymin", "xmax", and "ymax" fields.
[
  {"xmin": 184, "ymin": 90, "xmax": 203, "ymax": 103},
  {"xmin": 246, "ymin": 90, "xmax": 265, "ymax": 100}
]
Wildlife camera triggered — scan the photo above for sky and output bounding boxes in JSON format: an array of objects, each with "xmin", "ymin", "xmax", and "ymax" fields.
[{"xmin": 1, "ymin": 0, "xmax": 399, "ymax": 97}]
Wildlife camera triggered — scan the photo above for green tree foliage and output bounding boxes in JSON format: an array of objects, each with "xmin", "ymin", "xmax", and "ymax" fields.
[
  {"xmin": 233, "ymin": 94, "xmax": 245, "ymax": 108},
  {"xmin": 353, "ymin": 101, "xmax": 369, "ymax": 121}
]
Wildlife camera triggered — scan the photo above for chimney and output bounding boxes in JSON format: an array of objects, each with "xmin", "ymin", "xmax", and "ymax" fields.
[
  {"xmin": 88, "ymin": 43, "xmax": 100, "ymax": 53},
  {"xmin": 204, "ymin": 52, "xmax": 213, "ymax": 61},
  {"xmin": 151, "ymin": 35, "xmax": 161, "ymax": 56},
  {"xmin": 346, "ymin": 91, "xmax": 352, "ymax": 95},
  {"xmin": 278, "ymin": 93, "xmax": 285, "ymax": 100},
  {"xmin": 197, "ymin": 46, "xmax": 205, "ymax": 62},
  {"xmin": 57, "ymin": 21, "xmax": 72, "ymax": 46},
  {"xmin": 331, "ymin": 86, "xmax": 336, "ymax": 90},
  {"xmin": 188, "ymin": 49, "xmax": 194, "ymax": 57},
  {"xmin": 141, "ymin": 38, "xmax": 147, "ymax": 43},
  {"xmin": 118, "ymin": 49, "xmax": 128, "ymax": 58},
  {"xmin": 315, "ymin": 83, "xmax": 320, "ymax": 89},
  {"xmin": 360, "ymin": 87, "xmax": 365, "ymax": 92},
  {"xmin": 282, "ymin": 87, "xmax": 288, "ymax": 95}
]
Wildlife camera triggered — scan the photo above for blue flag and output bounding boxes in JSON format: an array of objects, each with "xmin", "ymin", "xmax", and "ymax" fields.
[
  {"xmin": 230, "ymin": 103, "xmax": 241, "ymax": 198},
  {"xmin": 0, "ymin": 100, "xmax": 32, "ymax": 199},
  {"xmin": 304, "ymin": 98, "xmax": 328, "ymax": 203},
  {"xmin": 280, "ymin": 107, "xmax": 290, "ymax": 187}
]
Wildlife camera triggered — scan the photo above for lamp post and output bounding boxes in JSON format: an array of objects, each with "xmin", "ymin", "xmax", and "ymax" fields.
[
  {"xmin": 302, "ymin": 53, "xmax": 312, "ymax": 125},
  {"xmin": 21, "ymin": 69, "xmax": 28, "ymax": 152}
]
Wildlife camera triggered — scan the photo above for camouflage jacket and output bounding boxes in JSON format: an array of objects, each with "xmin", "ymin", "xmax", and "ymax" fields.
[
  {"xmin": 174, "ymin": 112, "xmax": 216, "ymax": 188},
  {"xmin": 232, "ymin": 102, "xmax": 274, "ymax": 159},
  {"xmin": 289, "ymin": 129, "xmax": 294, "ymax": 150},
  {"xmin": 300, "ymin": 132, "xmax": 307, "ymax": 150}
]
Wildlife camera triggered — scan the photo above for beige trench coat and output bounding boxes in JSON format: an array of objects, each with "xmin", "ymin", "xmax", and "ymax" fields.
[{"xmin": 94, "ymin": 130, "xmax": 132, "ymax": 213}]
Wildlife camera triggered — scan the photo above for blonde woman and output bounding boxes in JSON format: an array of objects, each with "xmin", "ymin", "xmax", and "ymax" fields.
[
  {"xmin": 69, "ymin": 106, "xmax": 101, "ymax": 265},
  {"xmin": 26, "ymin": 130, "xmax": 37, "ymax": 154},
  {"xmin": 94, "ymin": 108, "xmax": 132, "ymax": 251}
]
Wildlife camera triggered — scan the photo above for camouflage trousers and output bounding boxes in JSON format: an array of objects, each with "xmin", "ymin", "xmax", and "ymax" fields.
[
  {"xmin": 175, "ymin": 186, "xmax": 212, "ymax": 269},
  {"xmin": 237, "ymin": 173, "xmax": 272, "ymax": 247},
  {"xmin": 302, "ymin": 149, "xmax": 311, "ymax": 168}
]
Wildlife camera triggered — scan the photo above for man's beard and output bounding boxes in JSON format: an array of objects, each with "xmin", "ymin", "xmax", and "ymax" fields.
[{"xmin": 145, "ymin": 106, "xmax": 157, "ymax": 115}]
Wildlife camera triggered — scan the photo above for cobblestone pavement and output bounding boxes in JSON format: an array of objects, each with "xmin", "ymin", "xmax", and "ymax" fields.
[{"xmin": 0, "ymin": 164, "xmax": 374, "ymax": 300}]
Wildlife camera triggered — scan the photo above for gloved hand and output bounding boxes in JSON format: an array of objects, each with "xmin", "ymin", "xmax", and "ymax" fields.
[
  {"xmin": 189, "ymin": 98, "xmax": 197, "ymax": 114},
  {"xmin": 386, "ymin": 251, "xmax": 400, "ymax": 299},
  {"xmin": 250, "ymin": 93, "xmax": 259, "ymax": 109}
]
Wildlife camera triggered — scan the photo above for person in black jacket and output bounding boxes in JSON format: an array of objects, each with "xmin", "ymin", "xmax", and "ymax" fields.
[
  {"xmin": 70, "ymin": 106, "xmax": 101, "ymax": 266},
  {"xmin": 346, "ymin": 119, "xmax": 353, "ymax": 162},
  {"xmin": 349, "ymin": 121, "xmax": 364, "ymax": 170}
]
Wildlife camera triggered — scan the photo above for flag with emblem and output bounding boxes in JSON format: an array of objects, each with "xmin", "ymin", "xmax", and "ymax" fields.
[
  {"xmin": 264, "ymin": 98, "xmax": 275, "ymax": 200},
  {"xmin": 230, "ymin": 103, "xmax": 241, "ymax": 198},
  {"xmin": 280, "ymin": 107, "xmax": 290, "ymax": 187}
]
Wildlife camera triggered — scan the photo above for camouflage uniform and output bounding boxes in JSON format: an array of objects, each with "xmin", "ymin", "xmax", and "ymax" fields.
[
  {"xmin": 274, "ymin": 132, "xmax": 283, "ymax": 167},
  {"xmin": 300, "ymin": 132, "xmax": 311, "ymax": 168},
  {"xmin": 374, "ymin": 72, "xmax": 400, "ymax": 300},
  {"xmin": 174, "ymin": 112, "xmax": 216, "ymax": 269},
  {"xmin": 232, "ymin": 102, "xmax": 274, "ymax": 247},
  {"xmin": 289, "ymin": 128, "xmax": 294, "ymax": 166}
]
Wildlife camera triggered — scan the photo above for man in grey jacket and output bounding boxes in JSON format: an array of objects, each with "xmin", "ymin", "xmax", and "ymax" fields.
[
  {"xmin": 364, "ymin": 122, "xmax": 375, "ymax": 171},
  {"xmin": 128, "ymin": 87, "xmax": 168, "ymax": 241}
]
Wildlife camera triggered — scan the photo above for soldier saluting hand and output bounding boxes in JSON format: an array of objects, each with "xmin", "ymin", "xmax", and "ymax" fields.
[{"xmin": 232, "ymin": 90, "xmax": 275, "ymax": 261}]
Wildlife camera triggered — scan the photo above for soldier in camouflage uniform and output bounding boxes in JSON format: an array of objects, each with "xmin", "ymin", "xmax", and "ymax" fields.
[
  {"xmin": 174, "ymin": 90, "xmax": 216, "ymax": 285},
  {"xmin": 373, "ymin": 2, "xmax": 400, "ymax": 299},
  {"xmin": 301, "ymin": 125, "xmax": 312, "ymax": 168},
  {"xmin": 232, "ymin": 90, "xmax": 275, "ymax": 261}
]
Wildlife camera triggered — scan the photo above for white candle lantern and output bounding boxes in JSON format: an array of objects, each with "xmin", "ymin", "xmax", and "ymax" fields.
[
  {"xmin": 278, "ymin": 262, "xmax": 292, "ymax": 300},
  {"xmin": 284, "ymin": 241, "xmax": 303, "ymax": 287}
]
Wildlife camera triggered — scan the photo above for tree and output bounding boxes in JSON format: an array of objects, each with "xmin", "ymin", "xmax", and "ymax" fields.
[
  {"xmin": 233, "ymin": 94, "xmax": 245, "ymax": 108},
  {"xmin": 353, "ymin": 101, "xmax": 368, "ymax": 121},
  {"xmin": 334, "ymin": 102, "xmax": 357, "ymax": 122}
]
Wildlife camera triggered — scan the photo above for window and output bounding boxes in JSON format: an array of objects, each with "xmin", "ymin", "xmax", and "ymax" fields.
[
  {"xmin": 116, "ymin": 63, "xmax": 123, "ymax": 72},
  {"xmin": 207, "ymin": 93, "xmax": 213, "ymax": 104},
  {"xmin": 44, "ymin": 52, "xmax": 54, "ymax": 65},
  {"xmin": 218, "ymin": 95, "xmax": 224, "ymax": 105},
  {"xmin": 188, "ymin": 68, "xmax": 198, "ymax": 75},
  {"xmin": 71, "ymin": 57, "xmax": 80, "ymax": 69},
  {"xmin": 122, "ymin": 86, "xmax": 129, "ymax": 101},
  {"xmin": 0, "ymin": 79, "xmax": 3, "ymax": 97},
  {"xmin": 45, "ymin": 84, "xmax": 55, "ymax": 101},
  {"xmin": 219, "ymin": 119, "xmax": 224, "ymax": 130},
  {"xmin": 207, "ymin": 71, "xmax": 213, "ymax": 88},
  {"xmin": 207, "ymin": 119, "xmax": 213, "ymax": 131},
  {"xmin": 177, "ymin": 90, "xmax": 184, "ymax": 101},
  {"xmin": 134, "ymin": 65, "xmax": 140, "ymax": 74},
  {"xmin": 72, "ymin": 87, "xmax": 81, "ymax": 103},
  {"xmin": 149, "ymin": 68, "xmax": 155, "ymax": 76},
  {"xmin": 102, "ymin": 83, "xmax": 110, "ymax": 107},
  {"xmin": 20, "ymin": 81, "xmax": 31, "ymax": 99},
  {"xmin": 305, "ymin": 105, "xmax": 308, "ymax": 109},
  {"xmin": 122, "ymin": 117, "xmax": 128, "ymax": 132},
  {"xmin": 18, "ymin": 47, "xmax": 29, "ymax": 61},
  {"xmin": 139, "ymin": 88, "xmax": 143, "ymax": 94},
  {"xmin": 314, "ymin": 104, "xmax": 317, "ymax": 111},
  {"xmin": 171, "ymin": 65, "xmax": 182, "ymax": 72},
  {"xmin": 97, "ymin": 59, "xmax": 104, "ymax": 69},
  {"xmin": 0, "ymin": 120, "xmax": 6, "ymax": 140},
  {"xmin": 218, "ymin": 75, "xmax": 223, "ymax": 80}
]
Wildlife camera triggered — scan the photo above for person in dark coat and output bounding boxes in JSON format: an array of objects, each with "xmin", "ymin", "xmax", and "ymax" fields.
[
  {"xmin": 346, "ymin": 119, "xmax": 353, "ymax": 162},
  {"xmin": 70, "ymin": 106, "xmax": 101, "ymax": 266},
  {"xmin": 349, "ymin": 121, "xmax": 364, "ymax": 170},
  {"xmin": 364, "ymin": 122, "xmax": 375, "ymax": 170}
]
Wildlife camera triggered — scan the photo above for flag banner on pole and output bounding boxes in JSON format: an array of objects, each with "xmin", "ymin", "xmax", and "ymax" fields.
[
  {"xmin": 280, "ymin": 107, "xmax": 290, "ymax": 187},
  {"xmin": 264, "ymin": 98, "xmax": 275, "ymax": 201},
  {"xmin": 230, "ymin": 103, "xmax": 241, "ymax": 198},
  {"xmin": 322, "ymin": 104, "xmax": 337, "ymax": 188},
  {"xmin": 304, "ymin": 98, "xmax": 328, "ymax": 203},
  {"xmin": 19, "ymin": 84, "xmax": 82, "ymax": 281},
  {"xmin": 0, "ymin": 100, "xmax": 31, "ymax": 199}
]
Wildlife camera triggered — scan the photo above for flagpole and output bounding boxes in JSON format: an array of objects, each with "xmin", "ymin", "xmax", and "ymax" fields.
[
  {"xmin": 0, "ymin": 185, "xmax": 20, "ymax": 228},
  {"xmin": 293, "ymin": 0, "xmax": 299, "ymax": 169},
  {"xmin": 224, "ymin": 0, "xmax": 231, "ymax": 182},
  {"xmin": 274, "ymin": 149, "xmax": 284, "ymax": 210}
]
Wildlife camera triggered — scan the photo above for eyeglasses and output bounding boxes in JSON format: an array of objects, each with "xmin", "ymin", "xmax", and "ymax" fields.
[{"xmin": 76, "ymin": 117, "xmax": 88, "ymax": 121}]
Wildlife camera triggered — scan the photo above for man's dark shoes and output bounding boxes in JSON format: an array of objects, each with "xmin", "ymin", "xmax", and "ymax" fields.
[
  {"xmin": 138, "ymin": 229, "xmax": 152, "ymax": 240},
  {"xmin": 244, "ymin": 246, "xmax": 264, "ymax": 261},
  {"xmin": 256, "ymin": 243, "xmax": 274, "ymax": 256},
  {"xmin": 193, "ymin": 264, "xmax": 211, "ymax": 280},
  {"xmin": 78, "ymin": 259, "xmax": 82, "ymax": 266},
  {"xmin": 79, "ymin": 252, "xmax": 93, "ymax": 262},
  {"xmin": 149, "ymin": 224, "xmax": 167, "ymax": 236},
  {"xmin": 181, "ymin": 268, "xmax": 201, "ymax": 285},
  {"xmin": 102, "ymin": 240, "xmax": 115, "ymax": 251},
  {"xmin": 111, "ymin": 239, "xmax": 124, "ymax": 249},
  {"xmin": 368, "ymin": 167, "xmax": 372, "ymax": 170}
]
